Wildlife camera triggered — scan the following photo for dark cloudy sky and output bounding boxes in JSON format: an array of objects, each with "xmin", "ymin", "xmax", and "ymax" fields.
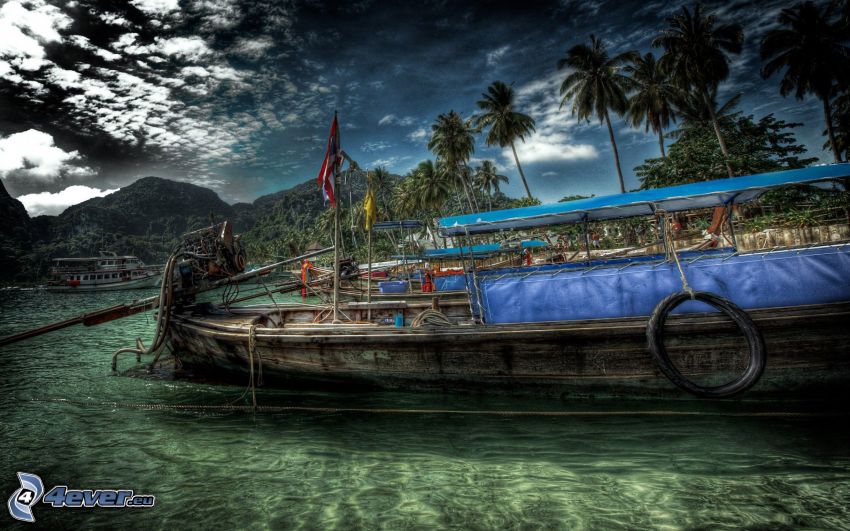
[{"xmin": 0, "ymin": 0, "xmax": 833, "ymax": 215}]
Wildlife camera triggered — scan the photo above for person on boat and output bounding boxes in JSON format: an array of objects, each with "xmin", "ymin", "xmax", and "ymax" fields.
[
  {"xmin": 300, "ymin": 258, "xmax": 313, "ymax": 298},
  {"xmin": 421, "ymin": 264, "xmax": 434, "ymax": 293},
  {"xmin": 521, "ymin": 248, "xmax": 533, "ymax": 266}
]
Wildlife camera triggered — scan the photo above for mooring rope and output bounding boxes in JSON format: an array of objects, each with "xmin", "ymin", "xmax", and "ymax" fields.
[
  {"xmin": 26, "ymin": 398, "xmax": 845, "ymax": 417},
  {"xmin": 112, "ymin": 254, "xmax": 178, "ymax": 371},
  {"xmin": 664, "ymin": 215, "xmax": 695, "ymax": 299}
]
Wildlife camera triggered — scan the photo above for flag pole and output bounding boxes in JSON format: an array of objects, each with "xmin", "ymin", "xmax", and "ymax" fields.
[
  {"xmin": 367, "ymin": 221, "xmax": 372, "ymax": 321},
  {"xmin": 332, "ymin": 111, "xmax": 341, "ymax": 324}
]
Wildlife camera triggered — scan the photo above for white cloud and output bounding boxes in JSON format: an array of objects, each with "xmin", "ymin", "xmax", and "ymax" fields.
[
  {"xmin": 505, "ymin": 71, "xmax": 599, "ymax": 164},
  {"xmin": 486, "ymin": 45, "xmax": 510, "ymax": 67},
  {"xmin": 0, "ymin": 129, "xmax": 93, "ymax": 181},
  {"xmin": 367, "ymin": 155, "xmax": 412, "ymax": 170},
  {"xmin": 378, "ymin": 114, "xmax": 416, "ymax": 127},
  {"xmin": 507, "ymin": 133, "xmax": 597, "ymax": 163},
  {"xmin": 130, "ymin": 0, "xmax": 180, "ymax": 16},
  {"xmin": 155, "ymin": 36, "xmax": 213, "ymax": 60},
  {"xmin": 230, "ymin": 36, "xmax": 274, "ymax": 59},
  {"xmin": 361, "ymin": 141, "xmax": 390, "ymax": 152},
  {"xmin": 68, "ymin": 35, "xmax": 121, "ymax": 62},
  {"xmin": 0, "ymin": 0, "xmax": 72, "ymax": 72},
  {"xmin": 406, "ymin": 127, "xmax": 428, "ymax": 142},
  {"xmin": 99, "ymin": 11, "xmax": 132, "ymax": 27},
  {"xmin": 16, "ymin": 185, "xmax": 117, "ymax": 216}
]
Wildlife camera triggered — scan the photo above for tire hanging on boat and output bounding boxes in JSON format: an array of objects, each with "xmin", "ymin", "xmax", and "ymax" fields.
[{"xmin": 646, "ymin": 291, "xmax": 766, "ymax": 398}]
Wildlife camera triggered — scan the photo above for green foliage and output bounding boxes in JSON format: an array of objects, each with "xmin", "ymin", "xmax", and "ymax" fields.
[
  {"xmin": 508, "ymin": 197, "xmax": 542, "ymax": 208},
  {"xmin": 635, "ymin": 114, "xmax": 817, "ymax": 189}
]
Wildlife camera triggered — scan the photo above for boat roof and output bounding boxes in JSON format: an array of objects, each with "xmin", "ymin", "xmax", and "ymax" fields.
[
  {"xmin": 438, "ymin": 164, "xmax": 850, "ymax": 236},
  {"xmin": 421, "ymin": 240, "xmax": 548, "ymax": 260}
]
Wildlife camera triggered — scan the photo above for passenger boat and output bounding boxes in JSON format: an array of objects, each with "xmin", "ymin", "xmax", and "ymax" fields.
[
  {"xmin": 47, "ymin": 251, "xmax": 161, "ymax": 292},
  {"xmin": 165, "ymin": 165, "xmax": 850, "ymax": 399}
]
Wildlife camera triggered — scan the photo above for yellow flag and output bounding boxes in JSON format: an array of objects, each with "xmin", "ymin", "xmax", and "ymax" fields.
[{"xmin": 364, "ymin": 187, "xmax": 377, "ymax": 231}]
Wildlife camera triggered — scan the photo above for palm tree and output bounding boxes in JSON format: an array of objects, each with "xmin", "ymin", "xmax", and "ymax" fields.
[
  {"xmin": 558, "ymin": 35, "xmax": 637, "ymax": 193},
  {"xmin": 653, "ymin": 3, "xmax": 743, "ymax": 177},
  {"xmin": 624, "ymin": 52, "xmax": 677, "ymax": 157},
  {"xmin": 474, "ymin": 160, "xmax": 509, "ymax": 211},
  {"xmin": 414, "ymin": 159, "xmax": 452, "ymax": 215},
  {"xmin": 473, "ymin": 81, "xmax": 536, "ymax": 199},
  {"xmin": 761, "ymin": 1, "xmax": 850, "ymax": 162},
  {"xmin": 671, "ymin": 87, "xmax": 741, "ymax": 138},
  {"xmin": 428, "ymin": 111, "xmax": 478, "ymax": 212}
]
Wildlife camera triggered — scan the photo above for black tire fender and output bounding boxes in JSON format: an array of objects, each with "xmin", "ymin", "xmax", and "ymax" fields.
[{"xmin": 647, "ymin": 291, "xmax": 766, "ymax": 398}]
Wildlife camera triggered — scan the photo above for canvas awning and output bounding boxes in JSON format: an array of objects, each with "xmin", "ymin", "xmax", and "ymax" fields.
[{"xmin": 439, "ymin": 164, "xmax": 850, "ymax": 236}]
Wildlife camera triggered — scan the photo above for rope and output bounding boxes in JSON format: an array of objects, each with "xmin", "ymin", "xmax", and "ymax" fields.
[
  {"xmin": 664, "ymin": 215, "xmax": 695, "ymax": 299},
  {"xmin": 112, "ymin": 253, "xmax": 178, "ymax": 371},
  {"xmin": 411, "ymin": 309, "xmax": 453, "ymax": 328},
  {"xmin": 27, "ymin": 398, "xmax": 845, "ymax": 418}
]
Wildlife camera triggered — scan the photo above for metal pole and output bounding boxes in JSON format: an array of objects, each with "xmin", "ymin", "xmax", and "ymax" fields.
[
  {"xmin": 726, "ymin": 203, "xmax": 738, "ymax": 250},
  {"xmin": 583, "ymin": 220, "xmax": 591, "ymax": 262},
  {"xmin": 367, "ymin": 226, "xmax": 372, "ymax": 321}
]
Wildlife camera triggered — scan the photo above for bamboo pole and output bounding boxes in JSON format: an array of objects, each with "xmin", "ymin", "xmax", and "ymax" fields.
[
  {"xmin": 332, "ymin": 112, "xmax": 341, "ymax": 323},
  {"xmin": 367, "ymin": 226, "xmax": 372, "ymax": 321}
]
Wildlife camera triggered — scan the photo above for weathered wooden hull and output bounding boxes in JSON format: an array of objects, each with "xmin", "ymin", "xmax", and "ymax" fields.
[{"xmin": 166, "ymin": 301, "xmax": 850, "ymax": 399}]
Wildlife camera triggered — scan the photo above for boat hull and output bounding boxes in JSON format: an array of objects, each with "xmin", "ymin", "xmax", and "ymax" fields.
[
  {"xmin": 46, "ymin": 274, "xmax": 161, "ymax": 292},
  {"xmin": 166, "ymin": 301, "xmax": 850, "ymax": 399}
]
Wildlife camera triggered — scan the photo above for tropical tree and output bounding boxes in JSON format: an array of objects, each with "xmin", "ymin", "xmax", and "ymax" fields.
[
  {"xmin": 671, "ymin": 87, "xmax": 741, "ymax": 138},
  {"xmin": 473, "ymin": 81, "xmax": 536, "ymax": 199},
  {"xmin": 414, "ymin": 159, "xmax": 452, "ymax": 216},
  {"xmin": 474, "ymin": 160, "xmax": 509, "ymax": 210},
  {"xmin": 624, "ymin": 52, "xmax": 677, "ymax": 157},
  {"xmin": 760, "ymin": 1, "xmax": 850, "ymax": 162},
  {"xmin": 428, "ymin": 111, "xmax": 478, "ymax": 212},
  {"xmin": 827, "ymin": 89, "xmax": 850, "ymax": 161},
  {"xmin": 653, "ymin": 3, "xmax": 744, "ymax": 177},
  {"xmin": 558, "ymin": 35, "xmax": 637, "ymax": 193}
]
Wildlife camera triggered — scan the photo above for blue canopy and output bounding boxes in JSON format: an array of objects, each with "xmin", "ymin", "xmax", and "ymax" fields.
[
  {"xmin": 422, "ymin": 240, "xmax": 549, "ymax": 259},
  {"xmin": 424, "ymin": 244, "xmax": 500, "ymax": 259},
  {"xmin": 439, "ymin": 164, "xmax": 850, "ymax": 236}
]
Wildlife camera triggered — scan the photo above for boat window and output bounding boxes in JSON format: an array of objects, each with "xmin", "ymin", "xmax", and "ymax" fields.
[
  {"xmin": 83, "ymin": 275, "xmax": 88, "ymax": 280},
  {"xmin": 97, "ymin": 274, "xmax": 103, "ymax": 279}
]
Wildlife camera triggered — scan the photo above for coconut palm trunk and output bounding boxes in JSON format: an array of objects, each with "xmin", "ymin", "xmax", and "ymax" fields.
[
  {"xmin": 823, "ymin": 96, "xmax": 842, "ymax": 163},
  {"xmin": 603, "ymin": 110, "xmax": 626, "ymax": 193},
  {"xmin": 510, "ymin": 142, "xmax": 533, "ymax": 199},
  {"xmin": 658, "ymin": 129, "xmax": 666, "ymax": 158},
  {"xmin": 705, "ymin": 90, "xmax": 735, "ymax": 177}
]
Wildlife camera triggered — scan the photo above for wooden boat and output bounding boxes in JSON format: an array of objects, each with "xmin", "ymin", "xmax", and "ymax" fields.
[
  {"xmin": 164, "ymin": 165, "xmax": 850, "ymax": 399},
  {"xmin": 167, "ymin": 299, "xmax": 850, "ymax": 398},
  {"xmin": 46, "ymin": 251, "xmax": 161, "ymax": 292}
]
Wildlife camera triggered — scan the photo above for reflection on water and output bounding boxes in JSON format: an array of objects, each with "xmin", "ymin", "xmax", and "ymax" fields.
[{"xmin": 1, "ymin": 289, "xmax": 849, "ymax": 529}]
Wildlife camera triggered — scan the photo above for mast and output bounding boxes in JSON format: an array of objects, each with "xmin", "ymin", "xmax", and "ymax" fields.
[{"xmin": 332, "ymin": 111, "xmax": 341, "ymax": 323}]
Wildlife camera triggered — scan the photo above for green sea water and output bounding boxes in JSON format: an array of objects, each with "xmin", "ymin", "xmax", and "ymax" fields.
[{"xmin": 1, "ymin": 288, "xmax": 849, "ymax": 530}]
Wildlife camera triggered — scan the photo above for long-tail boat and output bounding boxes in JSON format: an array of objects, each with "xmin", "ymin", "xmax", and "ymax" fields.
[{"xmin": 164, "ymin": 165, "xmax": 850, "ymax": 399}]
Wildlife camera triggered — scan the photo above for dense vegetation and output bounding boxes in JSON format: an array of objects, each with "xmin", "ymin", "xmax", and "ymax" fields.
[{"xmin": 3, "ymin": 2, "xmax": 850, "ymax": 283}]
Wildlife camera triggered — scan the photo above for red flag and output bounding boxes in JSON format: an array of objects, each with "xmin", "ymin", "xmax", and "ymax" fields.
[{"xmin": 316, "ymin": 114, "xmax": 341, "ymax": 207}]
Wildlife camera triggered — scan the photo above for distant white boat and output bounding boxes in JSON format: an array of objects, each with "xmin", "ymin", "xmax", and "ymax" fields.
[{"xmin": 46, "ymin": 251, "xmax": 161, "ymax": 292}]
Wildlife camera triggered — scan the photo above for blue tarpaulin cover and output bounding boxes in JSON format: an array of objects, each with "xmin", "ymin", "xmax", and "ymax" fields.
[
  {"xmin": 440, "ymin": 164, "xmax": 850, "ymax": 235},
  {"xmin": 473, "ymin": 245, "xmax": 850, "ymax": 324},
  {"xmin": 435, "ymin": 274, "xmax": 467, "ymax": 291}
]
